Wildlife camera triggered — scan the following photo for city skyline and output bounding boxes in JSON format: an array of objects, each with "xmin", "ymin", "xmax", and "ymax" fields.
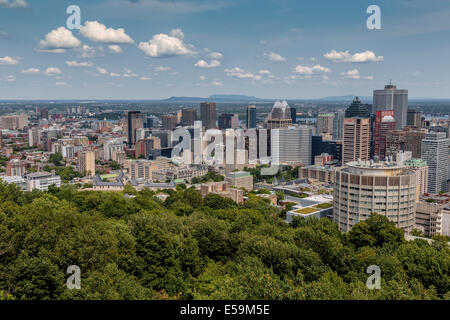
[{"xmin": 1, "ymin": 0, "xmax": 450, "ymax": 99}]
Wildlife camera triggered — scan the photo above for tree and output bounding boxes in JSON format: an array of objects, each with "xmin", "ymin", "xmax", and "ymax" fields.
[
  {"xmin": 49, "ymin": 152, "xmax": 63, "ymax": 166},
  {"xmin": 348, "ymin": 213, "xmax": 404, "ymax": 248}
]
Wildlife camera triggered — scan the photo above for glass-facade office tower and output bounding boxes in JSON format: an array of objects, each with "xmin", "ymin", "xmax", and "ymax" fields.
[
  {"xmin": 373, "ymin": 84, "xmax": 408, "ymax": 130},
  {"xmin": 421, "ymin": 132, "xmax": 449, "ymax": 193}
]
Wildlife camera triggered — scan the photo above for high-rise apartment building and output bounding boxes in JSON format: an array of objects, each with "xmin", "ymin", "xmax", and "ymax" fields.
[
  {"xmin": 421, "ymin": 132, "xmax": 449, "ymax": 193},
  {"xmin": 77, "ymin": 150, "xmax": 96, "ymax": 177},
  {"xmin": 404, "ymin": 158, "xmax": 428, "ymax": 197},
  {"xmin": 333, "ymin": 160, "xmax": 417, "ymax": 233},
  {"xmin": 374, "ymin": 110, "xmax": 396, "ymax": 160},
  {"xmin": 200, "ymin": 102, "xmax": 217, "ymax": 130},
  {"xmin": 373, "ymin": 84, "xmax": 408, "ymax": 130},
  {"xmin": 246, "ymin": 105, "xmax": 257, "ymax": 129},
  {"xmin": 342, "ymin": 117, "xmax": 371, "ymax": 164}
]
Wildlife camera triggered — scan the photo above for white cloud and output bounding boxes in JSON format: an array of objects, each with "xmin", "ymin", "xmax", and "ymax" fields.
[
  {"xmin": 366, "ymin": 75, "xmax": 374, "ymax": 80},
  {"xmin": 155, "ymin": 66, "xmax": 171, "ymax": 71},
  {"xmin": 110, "ymin": 72, "xmax": 121, "ymax": 77},
  {"xmin": 0, "ymin": 56, "xmax": 19, "ymax": 65},
  {"xmin": 38, "ymin": 27, "xmax": 81, "ymax": 50},
  {"xmin": 55, "ymin": 82, "xmax": 67, "ymax": 87},
  {"xmin": 263, "ymin": 52, "xmax": 286, "ymax": 62},
  {"xmin": 140, "ymin": 77, "xmax": 151, "ymax": 81},
  {"xmin": 169, "ymin": 28, "xmax": 185, "ymax": 39},
  {"xmin": 199, "ymin": 75, "xmax": 206, "ymax": 80},
  {"xmin": 340, "ymin": 69, "xmax": 360, "ymax": 79},
  {"xmin": 123, "ymin": 68, "xmax": 138, "ymax": 77},
  {"xmin": 2, "ymin": 75, "xmax": 16, "ymax": 82},
  {"xmin": 259, "ymin": 69, "xmax": 271, "ymax": 75},
  {"xmin": 108, "ymin": 45, "xmax": 123, "ymax": 54},
  {"xmin": 76, "ymin": 45, "xmax": 104, "ymax": 58},
  {"xmin": 45, "ymin": 67, "xmax": 61, "ymax": 75},
  {"xmin": 324, "ymin": 50, "xmax": 384, "ymax": 63},
  {"xmin": 0, "ymin": 0, "xmax": 28, "ymax": 8},
  {"xmin": 208, "ymin": 51, "xmax": 223, "ymax": 59},
  {"xmin": 212, "ymin": 80, "xmax": 223, "ymax": 86},
  {"xmin": 97, "ymin": 67, "xmax": 108, "ymax": 75},
  {"xmin": 294, "ymin": 64, "xmax": 331, "ymax": 75},
  {"xmin": 21, "ymin": 68, "xmax": 40, "ymax": 74},
  {"xmin": 80, "ymin": 21, "xmax": 134, "ymax": 44},
  {"xmin": 66, "ymin": 61, "xmax": 93, "ymax": 67},
  {"xmin": 224, "ymin": 67, "xmax": 261, "ymax": 81},
  {"xmin": 194, "ymin": 59, "xmax": 221, "ymax": 68},
  {"xmin": 138, "ymin": 29, "xmax": 196, "ymax": 57}
]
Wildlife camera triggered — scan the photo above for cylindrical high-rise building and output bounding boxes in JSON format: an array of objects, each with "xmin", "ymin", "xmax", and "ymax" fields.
[{"xmin": 333, "ymin": 160, "xmax": 417, "ymax": 233}]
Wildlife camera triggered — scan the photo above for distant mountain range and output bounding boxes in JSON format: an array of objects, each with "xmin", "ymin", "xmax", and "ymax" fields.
[
  {"xmin": 160, "ymin": 94, "xmax": 372, "ymax": 103},
  {"xmin": 162, "ymin": 94, "xmax": 266, "ymax": 102}
]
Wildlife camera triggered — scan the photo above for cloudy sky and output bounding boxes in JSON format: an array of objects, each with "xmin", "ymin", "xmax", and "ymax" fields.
[{"xmin": 1, "ymin": 0, "xmax": 450, "ymax": 99}]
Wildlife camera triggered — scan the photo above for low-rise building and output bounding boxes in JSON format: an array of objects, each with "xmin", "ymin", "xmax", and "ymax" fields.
[
  {"xmin": 26, "ymin": 171, "xmax": 61, "ymax": 191},
  {"xmin": 226, "ymin": 171, "xmax": 253, "ymax": 191}
]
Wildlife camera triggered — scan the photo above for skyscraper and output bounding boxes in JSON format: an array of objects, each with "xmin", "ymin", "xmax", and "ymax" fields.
[
  {"xmin": 373, "ymin": 110, "xmax": 396, "ymax": 160},
  {"xmin": 332, "ymin": 111, "xmax": 344, "ymax": 140},
  {"xmin": 246, "ymin": 105, "xmax": 257, "ymax": 129},
  {"xmin": 373, "ymin": 84, "xmax": 408, "ymax": 130},
  {"xmin": 200, "ymin": 102, "xmax": 217, "ymax": 130},
  {"xmin": 421, "ymin": 132, "xmax": 449, "ymax": 193},
  {"xmin": 271, "ymin": 126, "xmax": 312, "ymax": 165},
  {"xmin": 181, "ymin": 108, "xmax": 197, "ymax": 126},
  {"xmin": 342, "ymin": 117, "xmax": 371, "ymax": 164},
  {"xmin": 162, "ymin": 114, "xmax": 178, "ymax": 131},
  {"xmin": 218, "ymin": 114, "xmax": 239, "ymax": 130},
  {"xmin": 266, "ymin": 100, "xmax": 292, "ymax": 129},
  {"xmin": 407, "ymin": 110, "xmax": 422, "ymax": 128},
  {"xmin": 290, "ymin": 107, "xmax": 297, "ymax": 125},
  {"xmin": 127, "ymin": 111, "xmax": 144, "ymax": 147},
  {"xmin": 40, "ymin": 107, "xmax": 49, "ymax": 120},
  {"xmin": 345, "ymin": 97, "xmax": 370, "ymax": 118},
  {"xmin": 317, "ymin": 113, "xmax": 334, "ymax": 134},
  {"xmin": 342, "ymin": 97, "xmax": 371, "ymax": 164}
]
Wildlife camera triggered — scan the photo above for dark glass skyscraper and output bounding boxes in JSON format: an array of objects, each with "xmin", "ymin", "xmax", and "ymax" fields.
[
  {"xmin": 290, "ymin": 107, "xmax": 297, "ymax": 125},
  {"xmin": 345, "ymin": 97, "xmax": 370, "ymax": 118},
  {"xmin": 246, "ymin": 105, "xmax": 257, "ymax": 129},
  {"xmin": 200, "ymin": 102, "xmax": 217, "ymax": 130},
  {"xmin": 127, "ymin": 111, "xmax": 144, "ymax": 147}
]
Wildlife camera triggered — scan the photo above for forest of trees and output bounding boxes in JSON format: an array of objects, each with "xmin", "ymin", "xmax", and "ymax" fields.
[{"xmin": 0, "ymin": 180, "xmax": 448, "ymax": 300}]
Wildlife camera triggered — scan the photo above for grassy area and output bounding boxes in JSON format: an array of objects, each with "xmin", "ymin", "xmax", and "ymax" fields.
[
  {"xmin": 294, "ymin": 207, "xmax": 319, "ymax": 214},
  {"xmin": 313, "ymin": 202, "xmax": 333, "ymax": 209}
]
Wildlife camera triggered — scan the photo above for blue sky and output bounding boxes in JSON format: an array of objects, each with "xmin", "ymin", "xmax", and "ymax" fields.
[{"xmin": 1, "ymin": 0, "xmax": 450, "ymax": 99}]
